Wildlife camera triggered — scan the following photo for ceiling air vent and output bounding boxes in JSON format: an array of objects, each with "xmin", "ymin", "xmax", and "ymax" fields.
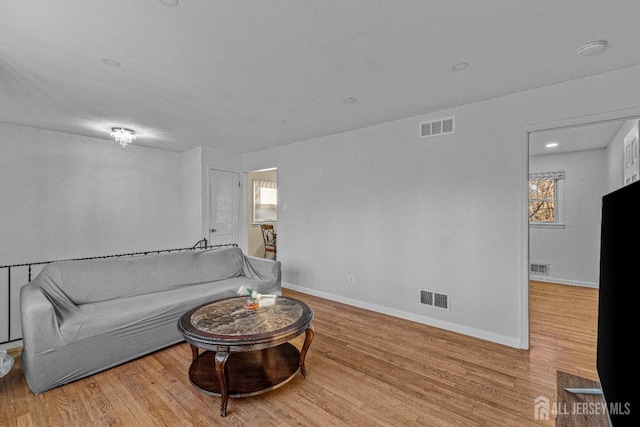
[{"xmin": 419, "ymin": 116, "xmax": 455, "ymax": 139}]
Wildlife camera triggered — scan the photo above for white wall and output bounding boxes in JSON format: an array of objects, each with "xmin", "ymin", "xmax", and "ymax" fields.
[
  {"xmin": 529, "ymin": 149, "xmax": 608, "ymax": 287},
  {"xmin": 242, "ymin": 65, "xmax": 640, "ymax": 349},
  {"xmin": 0, "ymin": 124, "xmax": 191, "ymax": 265},
  {"xmin": 180, "ymin": 146, "xmax": 206, "ymax": 243},
  {"xmin": 0, "ymin": 132, "xmax": 244, "ymax": 263}
]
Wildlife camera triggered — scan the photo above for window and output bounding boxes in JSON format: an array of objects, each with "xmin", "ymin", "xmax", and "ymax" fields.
[
  {"xmin": 253, "ymin": 180, "xmax": 277, "ymax": 224},
  {"xmin": 529, "ymin": 178, "xmax": 556, "ymax": 222},
  {"xmin": 529, "ymin": 171, "xmax": 565, "ymax": 228}
]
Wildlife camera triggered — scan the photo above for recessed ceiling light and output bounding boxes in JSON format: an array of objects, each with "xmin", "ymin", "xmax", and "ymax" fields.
[
  {"xmin": 158, "ymin": 0, "xmax": 179, "ymax": 6},
  {"xmin": 343, "ymin": 97, "xmax": 357, "ymax": 104},
  {"xmin": 576, "ymin": 40, "xmax": 607, "ymax": 57},
  {"xmin": 546, "ymin": 142, "xmax": 559, "ymax": 148},
  {"xmin": 101, "ymin": 58, "xmax": 121, "ymax": 67},
  {"xmin": 452, "ymin": 62, "xmax": 469, "ymax": 71}
]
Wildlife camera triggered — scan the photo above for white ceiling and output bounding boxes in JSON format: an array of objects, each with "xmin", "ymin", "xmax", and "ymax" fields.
[
  {"xmin": 2, "ymin": 1, "xmax": 640, "ymax": 154},
  {"xmin": 529, "ymin": 120, "xmax": 625, "ymax": 156}
]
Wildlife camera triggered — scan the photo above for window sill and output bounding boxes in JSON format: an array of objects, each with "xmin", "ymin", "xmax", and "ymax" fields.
[{"xmin": 529, "ymin": 223, "xmax": 565, "ymax": 229}]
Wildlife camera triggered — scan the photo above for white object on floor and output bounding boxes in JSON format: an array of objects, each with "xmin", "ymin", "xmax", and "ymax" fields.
[{"xmin": 0, "ymin": 350, "xmax": 15, "ymax": 377}]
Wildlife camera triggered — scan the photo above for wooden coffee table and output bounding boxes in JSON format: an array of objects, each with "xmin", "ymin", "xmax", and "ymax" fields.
[{"xmin": 177, "ymin": 295, "xmax": 314, "ymax": 416}]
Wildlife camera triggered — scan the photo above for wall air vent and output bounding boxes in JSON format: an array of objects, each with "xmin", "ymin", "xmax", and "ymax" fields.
[
  {"xmin": 420, "ymin": 289, "xmax": 450, "ymax": 311},
  {"xmin": 419, "ymin": 116, "xmax": 455, "ymax": 139},
  {"xmin": 530, "ymin": 263, "xmax": 549, "ymax": 276}
]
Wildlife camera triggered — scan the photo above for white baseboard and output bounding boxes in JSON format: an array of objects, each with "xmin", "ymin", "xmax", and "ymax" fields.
[
  {"xmin": 282, "ymin": 282, "xmax": 525, "ymax": 349},
  {"xmin": 530, "ymin": 276, "xmax": 598, "ymax": 288}
]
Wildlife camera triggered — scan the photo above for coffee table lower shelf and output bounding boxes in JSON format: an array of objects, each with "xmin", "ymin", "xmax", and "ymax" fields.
[{"xmin": 188, "ymin": 343, "xmax": 301, "ymax": 399}]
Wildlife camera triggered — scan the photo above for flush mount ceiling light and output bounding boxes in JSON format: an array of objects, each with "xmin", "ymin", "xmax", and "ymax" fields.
[
  {"xmin": 545, "ymin": 142, "xmax": 559, "ymax": 148},
  {"xmin": 110, "ymin": 127, "xmax": 137, "ymax": 147},
  {"xmin": 342, "ymin": 97, "xmax": 357, "ymax": 104},
  {"xmin": 576, "ymin": 40, "xmax": 607, "ymax": 57}
]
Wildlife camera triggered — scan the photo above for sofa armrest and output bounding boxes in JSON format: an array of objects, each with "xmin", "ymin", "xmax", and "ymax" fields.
[
  {"xmin": 243, "ymin": 256, "xmax": 282, "ymax": 289},
  {"xmin": 19, "ymin": 284, "xmax": 62, "ymax": 355}
]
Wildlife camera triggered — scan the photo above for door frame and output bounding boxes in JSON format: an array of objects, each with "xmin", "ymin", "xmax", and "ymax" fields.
[{"xmin": 245, "ymin": 168, "xmax": 278, "ymax": 258}]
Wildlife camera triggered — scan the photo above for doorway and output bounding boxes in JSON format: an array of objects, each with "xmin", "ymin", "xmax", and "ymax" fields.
[
  {"xmin": 247, "ymin": 168, "xmax": 277, "ymax": 259},
  {"xmin": 525, "ymin": 111, "xmax": 640, "ymax": 350}
]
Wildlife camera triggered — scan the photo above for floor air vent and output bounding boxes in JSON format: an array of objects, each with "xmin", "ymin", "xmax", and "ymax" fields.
[
  {"xmin": 530, "ymin": 263, "xmax": 549, "ymax": 276},
  {"xmin": 419, "ymin": 116, "xmax": 455, "ymax": 139},
  {"xmin": 420, "ymin": 289, "xmax": 450, "ymax": 311}
]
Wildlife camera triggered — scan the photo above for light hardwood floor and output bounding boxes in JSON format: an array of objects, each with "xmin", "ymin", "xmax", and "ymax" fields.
[{"xmin": 0, "ymin": 281, "xmax": 598, "ymax": 426}]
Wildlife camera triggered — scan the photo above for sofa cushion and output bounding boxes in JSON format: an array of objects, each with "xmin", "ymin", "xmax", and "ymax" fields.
[{"xmin": 36, "ymin": 247, "xmax": 246, "ymax": 304}]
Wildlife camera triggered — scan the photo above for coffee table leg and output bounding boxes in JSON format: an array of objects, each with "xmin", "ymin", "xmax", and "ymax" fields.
[
  {"xmin": 189, "ymin": 344, "xmax": 199, "ymax": 361},
  {"xmin": 300, "ymin": 324, "xmax": 315, "ymax": 377},
  {"xmin": 215, "ymin": 351, "xmax": 230, "ymax": 416}
]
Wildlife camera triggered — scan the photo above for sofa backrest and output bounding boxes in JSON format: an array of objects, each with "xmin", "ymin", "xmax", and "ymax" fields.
[{"xmin": 35, "ymin": 247, "xmax": 246, "ymax": 304}]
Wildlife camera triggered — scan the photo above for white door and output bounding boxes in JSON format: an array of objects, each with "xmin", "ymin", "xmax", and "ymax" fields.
[{"xmin": 208, "ymin": 169, "xmax": 240, "ymax": 245}]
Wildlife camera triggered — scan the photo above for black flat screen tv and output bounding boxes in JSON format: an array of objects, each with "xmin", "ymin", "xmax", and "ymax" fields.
[{"xmin": 597, "ymin": 180, "xmax": 637, "ymax": 426}]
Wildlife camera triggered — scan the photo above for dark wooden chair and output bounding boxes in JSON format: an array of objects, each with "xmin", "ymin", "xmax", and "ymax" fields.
[{"xmin": 260, "ymin": 224, "xmax": 277, "ymax": 260}]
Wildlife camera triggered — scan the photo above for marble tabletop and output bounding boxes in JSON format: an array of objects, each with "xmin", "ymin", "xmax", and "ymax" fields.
[{"xmin": 189, "ymin": 295, "xmax": 305, "ymax": 336}]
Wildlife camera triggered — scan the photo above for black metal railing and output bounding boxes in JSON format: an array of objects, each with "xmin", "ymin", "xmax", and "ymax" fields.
[{"xmin": 0, "ymin": 238, "xmax": 236, "ymax": 346}]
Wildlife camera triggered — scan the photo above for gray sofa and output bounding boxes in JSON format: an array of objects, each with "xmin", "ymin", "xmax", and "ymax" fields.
[{"xmin": 19, "ymin": 246, "xmax": 281, "ymax": 394}]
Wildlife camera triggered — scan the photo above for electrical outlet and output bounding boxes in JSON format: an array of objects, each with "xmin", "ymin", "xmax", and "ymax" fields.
[{"xmin": 348, "ymin": 275, "xmax": 356, "ymax": 285}]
